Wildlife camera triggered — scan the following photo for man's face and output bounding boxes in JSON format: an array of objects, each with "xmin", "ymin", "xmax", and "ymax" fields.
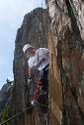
[{"xmin": 25, "ymin": 48, "xmax": 35, "ymax": 58}]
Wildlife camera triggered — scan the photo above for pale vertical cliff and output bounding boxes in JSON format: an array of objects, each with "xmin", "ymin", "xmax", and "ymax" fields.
[{"xmin": 46, "ymin": 0, "xmax": 84, "ymax": 125}]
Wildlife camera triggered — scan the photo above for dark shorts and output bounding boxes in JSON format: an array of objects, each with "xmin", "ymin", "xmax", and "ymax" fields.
[{"xmin": 39, "ymin": 68, "xmax": 48, "ymax": 91}]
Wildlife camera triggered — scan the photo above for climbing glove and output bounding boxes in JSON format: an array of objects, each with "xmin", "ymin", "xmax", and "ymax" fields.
[{"xmin": 27, "ymin": 77, "xmax": 32, "ymax": 85}]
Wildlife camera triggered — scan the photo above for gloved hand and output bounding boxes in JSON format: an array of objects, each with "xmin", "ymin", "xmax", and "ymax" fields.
[{"xmin": 27, "ymin": 77, "xmax": 32, "ymax": 85}]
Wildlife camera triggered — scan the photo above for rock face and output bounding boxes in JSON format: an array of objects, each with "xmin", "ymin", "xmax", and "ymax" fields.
[
  {"xmin": 0, "ymin": 81, "xmax": 13, "ymax": 116},
  {"xmin": 12, "ymin": 1, "xmax": 84, "ymax": 125},
  {"xmin": 46, "ymin": 0, "xmax": 84, "ymax": 125},
  {"xmin": 12, "ymin": 8, "xmax": 50, "ymax": 125}
]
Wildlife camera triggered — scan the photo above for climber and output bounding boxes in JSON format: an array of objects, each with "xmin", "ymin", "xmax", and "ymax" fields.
[{"xmin": 23, "ymin": 44, "xmax": 49, "ymax": 105}]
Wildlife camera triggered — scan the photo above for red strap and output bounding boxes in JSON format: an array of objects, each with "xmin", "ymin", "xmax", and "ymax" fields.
[{"xmin": 32, "ymin": 78, "xmax": 42, "ymax": 100}]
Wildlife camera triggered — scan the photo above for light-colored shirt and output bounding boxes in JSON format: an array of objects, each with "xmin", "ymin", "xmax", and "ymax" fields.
[{"xmin": 28, "ymin": 48, "xmax": 49, "ymax": 71}]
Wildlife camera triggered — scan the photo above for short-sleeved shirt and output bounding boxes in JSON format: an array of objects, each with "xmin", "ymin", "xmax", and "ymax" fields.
[{"xmin": 28, "ymin": 48, "xmax": 49, "ymax": 71}]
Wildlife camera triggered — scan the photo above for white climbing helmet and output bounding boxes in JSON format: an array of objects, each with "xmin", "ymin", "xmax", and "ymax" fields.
[{"xmin": 23, "ymin": 44, "xmax": 34, "ymax": 53}]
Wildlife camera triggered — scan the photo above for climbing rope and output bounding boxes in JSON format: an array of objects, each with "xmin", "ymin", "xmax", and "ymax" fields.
[
  {"xmin": 0, "ymin": 105, "xmax": 33, "ymax": 125},
  {"xmin": 0, "ymin": 102, "xmax": 48, "ymax": 125}
]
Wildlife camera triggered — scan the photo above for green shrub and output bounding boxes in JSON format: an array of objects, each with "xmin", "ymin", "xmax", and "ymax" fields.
[{"xmin": 0, "ymin": 106, "xmax": 10, "ymax": 125}]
